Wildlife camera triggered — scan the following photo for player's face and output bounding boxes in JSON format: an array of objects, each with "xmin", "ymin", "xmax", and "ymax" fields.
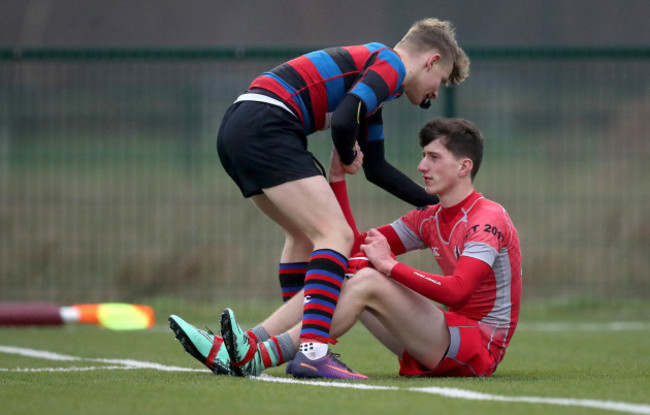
[
  {"xmin": 418, "ymin": 138, "xmax": 463, "ymax": 195},
  {"xmin": 405, "ymin": 58, "xmax": 453, "ymax": 106}
]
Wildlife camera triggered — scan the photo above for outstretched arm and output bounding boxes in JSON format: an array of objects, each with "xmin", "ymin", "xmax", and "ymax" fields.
[
  {"xmin": 360, "ymin": 138, "xmax": 439, "ymax": 207},
  {"xmin": 333, "ymin": 94, "xmax": 437, "ymax": 207}
]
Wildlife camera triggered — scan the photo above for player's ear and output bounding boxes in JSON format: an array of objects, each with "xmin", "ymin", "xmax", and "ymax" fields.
[
  {"xmin": 458, "ymin": 158, "xmax": 473, "ymax": 178},
  {"xmin": 426, "ymin": 53, "xmax": 442, "ymax": 70}
]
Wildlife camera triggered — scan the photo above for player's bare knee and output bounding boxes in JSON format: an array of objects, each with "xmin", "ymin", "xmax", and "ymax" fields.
[
  {"xmin": 333, "ymin": 222, "xmax": 354, "ymax": 253},
  {"xmin": 310, "ymin": 217, "xmax": 353, "ymax": 252},
  {"xmin": 347, "ymin": 268, "xmax": 385, "ymax": 298}
]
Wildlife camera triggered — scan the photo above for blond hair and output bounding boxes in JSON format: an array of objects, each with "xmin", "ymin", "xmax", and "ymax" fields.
[{"xmin": 395, "ymin": 18, "xmax": 470, "ymax": 86}]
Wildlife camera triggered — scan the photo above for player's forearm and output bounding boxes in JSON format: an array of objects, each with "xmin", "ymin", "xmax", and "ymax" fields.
[
  {"xmin": 331, "ymin": 95, "xmax": 363, "ymax": 165},
  {"xmin": 389, "ymin": 263, "xmax": 470, "ymax": 307},
  {"xmin": 361, "ymin": 146, "xmax": 439, "ymax": 207},
  {"xmin": 388, "ymin": 257, "xmax": 490, "ymax": 308}
]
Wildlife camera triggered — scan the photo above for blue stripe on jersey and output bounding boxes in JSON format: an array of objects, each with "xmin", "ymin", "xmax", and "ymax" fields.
[
  {"xmin": 384, "ymin": 94, "xmax": 401, "ymax": 102},
  {"xmin": 262, "ymin": 71, "xmax": 298, "ymax": 94},
  {"xmin": 352, "ymin": 82, "xmax": 379, "ymax": 113},
  {"xmin": 364, "ymin": 42, "xmax": 386, "ymax": 52},
  {"xmin": 376, "ymin": 48, "xmax": 407, "ymax": 91},
  {"xmin": 367, "ymin": 123, "xmax": 384, "ymax": 141},
  {"xmin": 261, "ymin": 72, "xmax": 313, "ymax": 133},
  {"xmin": 304, "ymin": 50, "xmax": 346, "ymax": 112}
]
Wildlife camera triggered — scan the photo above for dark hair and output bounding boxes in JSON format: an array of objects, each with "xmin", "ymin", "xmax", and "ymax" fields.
[{"xmin": 419, "ymin": 117, "xmax": 484, "ymax": 180}]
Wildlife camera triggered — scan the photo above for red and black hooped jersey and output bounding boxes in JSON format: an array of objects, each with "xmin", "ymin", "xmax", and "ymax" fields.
[{"xmin": 249, "ymin": 42, "xmax": 405, "ymax": 136}]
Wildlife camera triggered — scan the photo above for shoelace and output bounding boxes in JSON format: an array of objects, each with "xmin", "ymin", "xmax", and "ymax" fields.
[{"xmin": 329, "ymin": 352, "xmax": 352, "ymax": 370}]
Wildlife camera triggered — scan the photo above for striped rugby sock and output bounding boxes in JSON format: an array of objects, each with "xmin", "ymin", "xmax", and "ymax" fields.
[
  {"xmin": 257, "ymin": 333, "xmax": 295, "ymax": 369},
  {"xmin": 278, "ymin": 262, "xmax": 308, "ymax": 303},
  {"xmin": 300, "ymin": 249, "xmax": 346, "ymax": 344}
]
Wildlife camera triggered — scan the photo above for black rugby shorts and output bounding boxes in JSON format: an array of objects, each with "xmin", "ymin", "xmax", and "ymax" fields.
[{"xmin": 217, "ymin": 101, "xmax": 324, "ymax": 197}]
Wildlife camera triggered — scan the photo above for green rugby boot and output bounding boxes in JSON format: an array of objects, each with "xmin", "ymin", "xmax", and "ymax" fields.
[
  {"xmin": 168, "ymin": 314, "xmax": 232, "ymax": 375},
  {"xmin": 220, "ymin": 308, "xmax": 267, "ymax": 377}
]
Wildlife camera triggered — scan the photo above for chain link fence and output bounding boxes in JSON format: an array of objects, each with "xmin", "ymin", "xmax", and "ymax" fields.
[{"xmin": 1, "ymin": 47, "xmax": 649, "ymax": 314}]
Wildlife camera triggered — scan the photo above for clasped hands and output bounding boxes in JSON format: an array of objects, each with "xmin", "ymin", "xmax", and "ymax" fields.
[{"xmin": 345, "ymin": 229, "xmax": 398, "ymax": 278}]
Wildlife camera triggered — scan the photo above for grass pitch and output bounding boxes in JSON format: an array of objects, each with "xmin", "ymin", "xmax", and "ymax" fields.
[{"xmin": 1, "ymin": 304, "xmax": 649, "ymax": 415}]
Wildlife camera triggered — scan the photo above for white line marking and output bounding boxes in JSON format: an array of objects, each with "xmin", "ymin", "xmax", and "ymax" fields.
[
  {"xmin": 0, "ymin": 345, "xmax": 81, "ymax": 361},
  {"xmin": 0, "ymin": 366, "xmax": 137, "ymax": 372},
  {"xmin": 255, "ymin": 375, "xmax": 650, "ymax": 414},
  {"xmin": 2, "ymin": 345, "xmax": 649, "ymax": 414},
  {"xmin": 409, "ymin": 386, "xmax": 650, "ymax": 415},
  {"xmin": 0, "ymin": 345, "xmax": 203, "ymax": 372},
  {"xmin": 517, "ymin": 322, "xmax": 650, "ymax": 332},
  {"xmin": 255, "ymin": 374, "xmax": 397, "ymax": 391}
]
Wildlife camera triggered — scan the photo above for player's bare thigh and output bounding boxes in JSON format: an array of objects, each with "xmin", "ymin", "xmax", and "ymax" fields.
[
  {"xmin": 251, "ymin": 192, "xmax": 313, "ymax": 262},
  {"xmin": 252, "ymin": 175, "xmax": 353, "ymax": 253},
  {"xmin": 343, "ymin": 268, "xmax": 450, "ymax": 369},
  {"xmin": 359, "ymin": 311, "xmax": 404, "ymax": 356}
]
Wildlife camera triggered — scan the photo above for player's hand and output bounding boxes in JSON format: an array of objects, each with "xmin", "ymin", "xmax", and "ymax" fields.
[
  {"xmin": 360, "ymin": 228, "xmax": 398, "ymax": 276},
  {"xmin": 342, "ymin": 143, "xmax": 363, "ymax": 175},
  {"xmin": 345, "ymin": 252, "xmax": 373, "ymax": 278}
]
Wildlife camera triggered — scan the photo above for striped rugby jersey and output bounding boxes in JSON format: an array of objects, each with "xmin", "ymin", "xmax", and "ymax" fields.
[{"xmin": 249, "ymin": 43, "xmax": 405, "ymax": 136}]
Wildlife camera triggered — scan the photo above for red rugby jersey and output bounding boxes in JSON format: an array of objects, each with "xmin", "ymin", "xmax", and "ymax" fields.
[{"xmin": 389, "ymin": 191, "xmax": 522, "ymax": 363}]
